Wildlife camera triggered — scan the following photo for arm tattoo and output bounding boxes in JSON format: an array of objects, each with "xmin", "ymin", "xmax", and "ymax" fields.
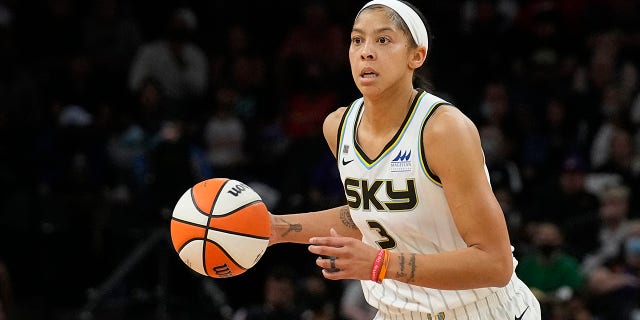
[
  {"xmin": 396, "ymin": 253, "xmax": 407, "ymax": 278},
  {"xmin": 340, "ymin": 206, "xmax": 358, "ymax": 229},
  {"xmin": 280, "ymin": 219, "xmax": 302, "ymax": 237},
  {"xmin": 408, "ymin": 254, "xmax": 416, "ymax": 283}
]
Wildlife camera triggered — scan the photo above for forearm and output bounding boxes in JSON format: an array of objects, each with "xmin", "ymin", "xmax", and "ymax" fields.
[
  {"xmin": 385, "ymin": 247, "xmax": 513, "ymax": 290},
  {"xmin": 270, "ymin": 205, "xmax": 362, "ymax": 245}
]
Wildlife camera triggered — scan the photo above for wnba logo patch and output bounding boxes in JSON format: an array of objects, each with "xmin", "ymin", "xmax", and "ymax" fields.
[{"xmin": 390, "ymin": 150, "xmax": 412, "ymax": 172}]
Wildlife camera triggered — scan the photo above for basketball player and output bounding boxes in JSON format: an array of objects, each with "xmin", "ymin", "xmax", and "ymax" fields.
[{"xmin": 268, "ymin": 1, "xmax": 541, "ymax": 319}]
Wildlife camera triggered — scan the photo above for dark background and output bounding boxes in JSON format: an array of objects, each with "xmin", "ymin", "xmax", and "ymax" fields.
[{"xmin": 0, "ymin": 0, "xmax": 639, "ymax": 319}]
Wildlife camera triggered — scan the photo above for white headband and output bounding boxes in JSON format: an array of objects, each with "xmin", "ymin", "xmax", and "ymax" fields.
[{"xmin": 358, "ymin": 0, "xmax": 429, "ymax": 49}]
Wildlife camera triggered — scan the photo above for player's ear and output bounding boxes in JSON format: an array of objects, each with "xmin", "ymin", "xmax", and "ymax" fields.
[{"xmin": 408, "ymin": 46, "xmax": 427, "ymax": 70}]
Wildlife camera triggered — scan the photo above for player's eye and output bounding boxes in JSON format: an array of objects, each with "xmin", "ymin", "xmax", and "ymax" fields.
[
  {"xmin": 378, "ymin": 36, "xmax": 390, "ymax": 44},
  {"xmin": 351, "ymin": 36, "xmax": 362, "ymax": 45}
]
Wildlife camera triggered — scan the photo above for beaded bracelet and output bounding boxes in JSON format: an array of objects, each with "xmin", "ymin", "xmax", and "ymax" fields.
[{"xmin": 371, "ymin": 249, "xmax": 390, "ymax": 283}]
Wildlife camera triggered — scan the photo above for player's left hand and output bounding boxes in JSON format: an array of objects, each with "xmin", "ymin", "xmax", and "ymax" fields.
[{"xmin": 308, "ymin": 228, "xmax": 379, "ymax": 280}]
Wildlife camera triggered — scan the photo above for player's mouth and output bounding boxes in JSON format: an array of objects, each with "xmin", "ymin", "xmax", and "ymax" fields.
[{"xmin": 360, "ymin": 68, "xmax": 378, "ymax": 80}]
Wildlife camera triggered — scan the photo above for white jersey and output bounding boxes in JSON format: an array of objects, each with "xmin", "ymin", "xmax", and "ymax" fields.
[{"xmin": 336, "ymin": 90, "xmax": 537, "ymax": 318}]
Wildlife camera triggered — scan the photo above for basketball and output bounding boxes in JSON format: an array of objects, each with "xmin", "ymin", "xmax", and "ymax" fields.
[{"xmin": 170, "ymin": 178, "xmax": 271, "ymax": 278}]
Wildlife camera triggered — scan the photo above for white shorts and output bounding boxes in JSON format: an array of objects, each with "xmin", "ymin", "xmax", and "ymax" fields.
[{"xmin": 373, "ymin": 277, "xmax": 541, "ymax": 320}]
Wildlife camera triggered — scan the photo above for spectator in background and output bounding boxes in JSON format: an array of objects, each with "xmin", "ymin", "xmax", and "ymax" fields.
[
  {"xmin": 207, "ymin": 23, "xmax": 270, "ymax": 126},
  {"xmin": 594, "ymin": 126, "xmax": 640, "ymax": 213},
  {"xmin": 516, "ymin": 222, "xmax": 586, "ymax": 318},
  {"xmin": 146, "ymin": 120, "xmax": 201, "ymax": 217},
  {"xmin": 480, "ymin": 125, "xmax": 523, "ymax": 198},
  {"xmin": 224, "ymin": 46, "xmax": 269, "ymax": 130},
  {"xmin": 130, "ymin": 77, "xmax": 166, "ymax": 136},
  {"xmin": 278, "ymin": 59, "xmax": 339, "ymax": 212},
  {"xmin": 232, "ymin": 265, "xmax": 302, "ymax": 320},
  {"xmin": 522, "ymin": 96, "xmax": 583, "ymax": 180},
  {"xmin": 528, "ymin": 154, "xmax": 600, "ymax": 260},
  {"xmin": 475, "ymin": 81, "xmax": 518, "ymax": 139},
  {"xmin": 299, "ymin": 274, "xmax": 338, "ymax": 320},
  {"xmin": 81, "ymin": 0, "xmax": 142, "ymax": 98},
  {"xmin": 586, "ymin": 222, "xmax": 640, "ymax": 320},
  {"xmin": 339, "ymin": 280, "xmax": 376, "ymax": 320},
  {"xmin": 202, "ymin": 86, "xmax": 248, "ymax": 180},
  {"xmin": 589, "ymin": 85, "xmax": 633, "ymax": 170},
  {"xmin": 582, "ymin": 184, "xmax": 639, "ymax": 275},
  {"xmin": 128, "ymin": 7, "xmax": 208, "ymax": 120},
  {"xmin": 275, "ymin": 1, "xmax": 348, "ymax": 96},
  {"xmin": 459, "ymin": 0, "xmax": 516, "ymax": 86},
  {"xmin": 208, "ymin": 23, "xmax": 252, "ymax": 90}
]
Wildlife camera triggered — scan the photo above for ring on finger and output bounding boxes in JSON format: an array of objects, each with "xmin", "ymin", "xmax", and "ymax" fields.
[{"xmin": 330, "ymin": 256, "xmax": 337, "ymax": 270}]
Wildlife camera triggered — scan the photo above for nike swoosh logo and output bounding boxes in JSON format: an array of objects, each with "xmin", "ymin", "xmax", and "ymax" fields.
[
  {"xmin": 515, "ymin": 306, "xmax": 529, "ymax": 320},
  {"xmin": 342, "ymin": 158, "xmax": 354, "ymax": 166}
]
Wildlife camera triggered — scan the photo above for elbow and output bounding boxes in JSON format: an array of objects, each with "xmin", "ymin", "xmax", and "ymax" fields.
[
  {"xmin": 492, "ymin": 255, "xmax": 513, "ymax": 287},
  {"xmin": 494, "ymin": 271, "xmax": 512, "ymax": 288}
]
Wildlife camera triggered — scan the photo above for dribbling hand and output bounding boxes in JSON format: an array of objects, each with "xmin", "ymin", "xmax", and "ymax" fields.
[{"xmin": 308, "ymin": 228, "xmax": 379, "ymax": 281}]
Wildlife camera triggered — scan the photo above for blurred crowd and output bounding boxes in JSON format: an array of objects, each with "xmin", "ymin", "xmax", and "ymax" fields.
[{"xmin": 0, "ymin": 0, "xmax": 639, "ymax": 319}]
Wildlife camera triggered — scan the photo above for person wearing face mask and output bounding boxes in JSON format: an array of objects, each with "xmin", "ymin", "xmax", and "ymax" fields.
[
  {"xmin": 516, "ymin": 222, "xmax": 586, "ymax": 317},
  {"xmin": 586, "ymin": 223, "xmax": 640, "ymax": 320}
]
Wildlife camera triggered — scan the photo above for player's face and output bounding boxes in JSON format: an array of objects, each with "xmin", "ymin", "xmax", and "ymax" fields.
[{"xmin": 349, "ymin": 8, "xmax": 414, "ymax": 96}]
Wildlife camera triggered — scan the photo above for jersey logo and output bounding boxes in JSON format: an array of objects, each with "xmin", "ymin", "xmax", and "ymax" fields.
[
  {"xmin": 342, "ymin": 158, "xmax": 354, "ymax": 166},
  {"xmin": 515, "ymin": 306, "xmax": 529, "ymax": 320},
  {"xmin": 392, "ymin": 150, "xmax": 411, "ymax": 161},
  {"xmin": 391, "ymin": 149, "xmax": 412, "ymax": 173},
  {"xmin": 344, "ymin": 178, "xmax": 417, "ymax": 211}
]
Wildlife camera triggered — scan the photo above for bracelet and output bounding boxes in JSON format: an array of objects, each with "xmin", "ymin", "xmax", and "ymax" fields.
[
  {"xmin": 371, "ymin": 249, "xmax": 390, "ymax": 283},
  {"xmin": 371, "ymin": 249, "xmax": 386, "ymax": 283},
  {"xmin": 377, "ymin": 249, "xmax": 390, "ymax": 283}
]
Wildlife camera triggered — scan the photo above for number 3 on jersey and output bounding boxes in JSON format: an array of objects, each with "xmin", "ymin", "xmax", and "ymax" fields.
[{"xmin": 367, "ymin": 220, "xmax": 397, "ymax": 249}]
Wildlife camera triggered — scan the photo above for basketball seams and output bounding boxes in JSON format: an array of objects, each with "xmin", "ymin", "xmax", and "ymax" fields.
[
  {"xmin": 202, "ymin": 179, "xmax": 230, "ymax": 275},
  {"xmin": 171, "ymin": 216, "xmax": 207, "ymax": 228},
  {"xmin": 209, "ymin": 199, "xmax": 264, "ymax": 218},
  {"xmin": 176, "ymin": 237, "xmax": 203, "ymax": 253},
  {"xmin": 209, "ymin": 178, "xmax": 230, "ymax": 214},
  {"xmin": 189, "ymin": 187, "xmax": 209, "ymax": 216},
  {"xmin": 207, "ymin": 227, "xmax": 270, "ymax": 240},
  {"xmin": 203, "ymin": 238, "xmax": 247, "ymax": 277}
]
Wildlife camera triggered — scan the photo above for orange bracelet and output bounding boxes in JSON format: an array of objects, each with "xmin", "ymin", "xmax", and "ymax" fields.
[{"xmin": 377, "ymin": 249, "xmax": 390, "ymax": 283}]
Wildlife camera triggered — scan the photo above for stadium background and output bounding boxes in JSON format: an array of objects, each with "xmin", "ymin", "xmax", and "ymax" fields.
[{"xmin": 0, "ymin": 0, "xmax": 638, "ymax": 319}]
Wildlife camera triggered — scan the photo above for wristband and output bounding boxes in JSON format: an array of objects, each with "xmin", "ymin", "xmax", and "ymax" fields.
[
  {"xmin": 377, "ymin": 249, "xmax": 390, "ymax": 283},
  {"xmin": 371, "ymin": 249, "xmax": 386, "ymax": 283}
]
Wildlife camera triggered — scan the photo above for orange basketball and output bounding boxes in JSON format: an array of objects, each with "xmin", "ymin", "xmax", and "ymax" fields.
[{"xmin": 170, "ymin": 178, "xmax": 270, "ymax": 278}]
